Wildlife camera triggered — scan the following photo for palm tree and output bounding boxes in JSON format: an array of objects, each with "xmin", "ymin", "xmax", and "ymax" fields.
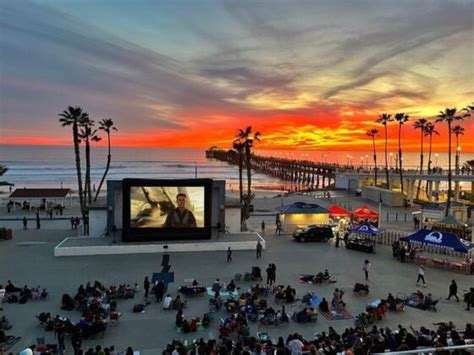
[
  {"xmin": 376, "ymin": 113, "xmax": 393, "ymax": 189},
  {"xmin": 59, "ymin": 106, "xmax": 88, "ymax": 221},
  {"xmin": 78, "ymin": 117, "xmax": 101, "ymax": 206},
  {"xmin": 366, "ymin": 129, "xmax": 379, "ymax": 186},
  {"xmin": 394, "ymin": 113, "xmax": 409, "ymax": 195},
  {"xmin": 232, "ymin": 138, "xmax": 244, "ymax": 223},
  {"xmin": 436, "ymin": 108, "xmax": 462, "ymax": 217},
  {"xmin": 413, "ymin": 118, "xmax": 428, "ymax": 199},
  {"xmin": 94, "ymin": 119, "xmax": 117, "ymax": 202},
  {"xmin": 237, "ymin": 126, "xmax": 261, "ymax": 221},
  {"xmin": 424, "ymin": 122, "xmax": 439, "ymax": 174},
  {"xmin": 452, "ymin": 125, "xmax": 464, "ymax": 175}
]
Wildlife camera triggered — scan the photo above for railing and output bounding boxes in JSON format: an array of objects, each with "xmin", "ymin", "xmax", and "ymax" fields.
[{"xmin": 373, "ymin": 343, "xmax": 474, "ymax": 354}]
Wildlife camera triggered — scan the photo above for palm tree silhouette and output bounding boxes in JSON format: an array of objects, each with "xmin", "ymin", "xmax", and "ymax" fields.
[
  {"xmin": 237, "ymin": 127, "xmax": 261, "ymax": 221},
  {"xmin": 59, "ymin": 106, "xmax": 88, "ymax": 222},
  {"xmin": 424, "ymin": 122, "xmax": 439, "ymax": 175},
  {"xmin": 451, "ymin": 125, "xmax": 464, "ymax": 175},
  {"xmin": 94, "ymin": 119, "xmax": 117, "ymax": 202},
  {"xmin": 366, "ymin": 129, "xmax": 379, "ymax": 186},
  {"xmin": 436, "ymin": 108, "xmax": 462, "ymax": 217},
  {"xmin": 413, "ymin": 118, "xmax": 428, "ymax": 199},
  {"xmin": 376, "ymin": 113, "xmax": 393, "ymax": 189},
  {"xmin": 232, "ymin": 138, "xmax": 245, "ymax": 223},
  {"xmin": 78, "ymin": 117, "xmax": 101, "ymax": 206},
  {"xmin": 394, "ymin": 113, "xmax": 409, "ymax": 195}
]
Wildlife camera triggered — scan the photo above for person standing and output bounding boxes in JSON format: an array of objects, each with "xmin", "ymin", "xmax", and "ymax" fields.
[
  {"xmin": 226, "ymin": 247, "xmax": 232, "ymax": 263},
  {"xmin": 22, "ymin": 217, "xmax": 27, "ymax": 230},
  {"xmin": 70, "ymin": 217, "xmax": 75, "ymax": 230},
  {"xmin": 266, "ymin": 264, "xmax": 273, "ymax": 285},
  {"xmin": 261, "ymin": 221, "xmax": 265, "ymax": 234},
  {"xmin": 416, "ymin": 265, "xmax": 426, "ymax": 287},
  {"xmin": 446, "ymin": 280, "xmax": 459, "ymax": 301},
  {"xmin": 36, "ymin": 213, "xmax": 41, "ymax": 230},
  {"xmin": 363, "ymin": 260, "xmax": 370, "ymax": 281},
  {"xmin": 144, "ymin": 276, "xmax": 150, "ymax": 299},
  {"xmin": 256, "ymin": 241, "xmax": 262, "ymax": 259},
  {"xmin": 270, "ymin": 263, "xmax": 277, "ymax": 284}
]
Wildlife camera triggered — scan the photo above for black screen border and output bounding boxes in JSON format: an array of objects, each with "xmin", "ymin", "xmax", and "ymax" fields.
[{"xmin": 122, "ymin": 178, "xmax": 213, "ymax": 242}]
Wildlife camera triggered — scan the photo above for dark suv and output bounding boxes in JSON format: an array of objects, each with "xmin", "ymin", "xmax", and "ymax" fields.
[{"xmin": 293, "ymin": 225, "xmax": 334, "ymax": 243}]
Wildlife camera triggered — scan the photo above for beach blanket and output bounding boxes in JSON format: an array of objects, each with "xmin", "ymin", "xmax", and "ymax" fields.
[
  {"xmin": 0, "ymin": 336, "xmax": 22, "ymax": 352},
  {"xmin": 307, "ymin": 296, "xmax": 321, "ymax": 308},
  {"xmin": 206, "ymin": 287, "xmax": 239, "ymax": 298},
  {"xmin": 320, "ymin": 308, "xmax": 354, "ymax": 321}
]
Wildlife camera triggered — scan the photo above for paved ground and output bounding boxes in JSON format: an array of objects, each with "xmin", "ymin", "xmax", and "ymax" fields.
[{"xmin": 1, "ymin": 218, "xmax": 473, "ymax": 354}]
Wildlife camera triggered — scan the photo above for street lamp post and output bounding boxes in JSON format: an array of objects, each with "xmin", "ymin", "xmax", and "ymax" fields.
[
  {"xmin": 456, "ymin": 147, "xmax": 461, "ymax": 175},
  {"xmin": 435, "ymin": 153, "xmax": 439, "ymax": 168}
]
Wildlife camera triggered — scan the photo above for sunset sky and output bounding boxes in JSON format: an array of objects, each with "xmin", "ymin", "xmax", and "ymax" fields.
[{"xmin": 0, "ymin": 0, "xmax": 473, "ymax": 152}]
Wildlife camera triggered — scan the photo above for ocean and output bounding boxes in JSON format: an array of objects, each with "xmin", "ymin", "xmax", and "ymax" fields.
[{"xmin": 0, "ymin": 145, "xmax": 472, "ymax": 191}]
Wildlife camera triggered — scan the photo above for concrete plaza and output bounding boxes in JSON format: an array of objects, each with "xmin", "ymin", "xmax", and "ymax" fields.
[{"xmin": 1, "ymin": 215, "xmax": 473, "ymax": 354}]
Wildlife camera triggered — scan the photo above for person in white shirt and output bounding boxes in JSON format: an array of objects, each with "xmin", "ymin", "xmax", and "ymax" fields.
[
  {"xmin": 288, "ymin": 334, "xmax": 304, "ymax": 355},
  {"xmin": 163, "ymin": 294, "xmax": 173, "ymax": 310},
  {"xmin": 416, "ymin": 265, "xmax": 426, "ymax": 287}
]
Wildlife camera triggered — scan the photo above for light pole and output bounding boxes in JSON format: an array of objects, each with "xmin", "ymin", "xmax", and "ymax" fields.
[
  {"xmin": 365, "ymin": 154, "xmax": 369, "ymax": 170},
  {"xmin": 346, "ymin": 154, "xmax": 350, "ymax": 167},
  {"xmin": 435, "ymin": 153, "xmax": 438, "ymax": 168}
]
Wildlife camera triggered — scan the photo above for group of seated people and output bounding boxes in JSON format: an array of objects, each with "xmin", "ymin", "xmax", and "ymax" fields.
[
  {"xmin": 0, "ymin": 281, "xmax": 48, "ymax": 304},
  {"xmin": 210, "ymin": 279, "xmax": 238, "ymax": 295},
  {"xmin": 163, "ymin": 294, "xmax": 188, "ymax": 311},
  {"xmin": 292, "ymin": 307, "xmax": 318, "ymax": 323},
  {"xmin": 405, "ymin": 290, "xmax": 438, "ymax": 311},
  {"xmin": 272, "ymin": 285, "xmax": 297, "ymax": 304},
  {"xmin": 219, "ymin": 312, "xmax": 250, "ymax": 340},
  {"xmin": 356, "ymin": 301, "xmax": 389, "ymax": 326},
  {"xmin": 175, "ymin": 307, "xmax": 211, "ymax": 333},
  {"xmin": 299, "ymin": 270, "xmax": 336, "ymax": 284},
  {"xmin": 162, "ymin": 322, "xmax": 474, "ymax": 354},
  {"xmin": 178, "ymin": 279, "xmax": 207, "ymax": 297}
]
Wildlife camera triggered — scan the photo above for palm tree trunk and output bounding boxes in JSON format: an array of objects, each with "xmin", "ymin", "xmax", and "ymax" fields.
[
  {"xmin": 398, "ymin": 125, "xmax": 404, "ymax": 194},
  {"xmin": 384, "ymin": 125, "xmax": 389, "ymax": 189},
  {"xmin": 238, "ymin": 150, "xmax": 244, "ymax": 223},
  {"xmin": 446, "ymin": 122, "xmax": 452, "ymax": 217},
  {"xmin": 94, "ymin": 133, "xmax": 111, "ymax": 202},
  {"xmin": 372, "ymin": 137, "xmax": 377, "ymax": 186},
  {"xmin": 246, "ymin": 145, "xmax": 252, "ymax": 220},
  {"xmin": 72, "ymin": 122, "xmax": 85, "ymax": 223},
  {"xmin": 425, "ymin": 134, "xmax": 433, "ymax": 199},
  {"xmin": 85, "ymin": 138, "xmax": 92, "ymax": 206},
  {"xmin": 416, "ymin": 130, "xmax": 424, "ymax": 199}
]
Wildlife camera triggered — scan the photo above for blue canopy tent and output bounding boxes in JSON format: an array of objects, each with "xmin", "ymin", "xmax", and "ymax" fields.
[
  {"xmin": 400, "ymin": 229, "xmax": 474, "ymax": 253},
  {"xmin": 350, "ymin": 223, "xmax": 381, "ymax": 235}
]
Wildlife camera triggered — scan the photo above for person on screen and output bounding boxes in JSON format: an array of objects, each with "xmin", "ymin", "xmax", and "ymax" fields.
[{"xmin": 163, "ymin": 193, "xmax": 197, "ymax": 228}]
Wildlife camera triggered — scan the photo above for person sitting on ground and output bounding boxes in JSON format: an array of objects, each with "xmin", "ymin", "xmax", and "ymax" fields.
[
  {"xmin": 61, "ymin": 293, "xmax": 75, "ymax": 311},
  {"xmin": 252, "ymin": 284, "xmax": 261, "ymax": 298},
  {"xmin": 226, "ymin": 280, "xmax": 236, "ymax": 292},
  {"xmin": 163, "ymin": 294, "xmax": 173, "ymax": 310},
  {"xmin": 302, "ymin": 291, "xmax": 315, "ymax": 305},
  {"xmin": 277, "ymin": 305, "xmax": 290, "ymax": 323},
  {"xmin": 307, "ymin": 307, "xmax": 318, "ymax": 321},
  {"xmin": 176, "ymin": 308, "xmax": 184, "ymax": 328},
  {"xmin": 332, "ymin": 288, "xmax": 345, "ymax": 308},
  {"xmin": 421, "ymin": 293, "xmax": 435, "ymax": 310},
  {"xmin": 212, "ymin": 279, "xmax": 221, "ymax": 293},
  {"xmin": 192, "ymin": 279, "xmax": 199, "ymax": 286},
  {"xmin": 172, "ymin": 295, "xmax": 186, "ymax": 310},
  {"xmin": 5, "ymin": 280, "xmax": 21, "ymax": 294},
  {"xmin": 319, "ymin": 297, "xmax": 329, "ymax": 312},
  {"xmin": 285, "ymin": 286, "xmax": 296, "ymax": 303},
  {"xmin": 295, "ymin": 308, "xmax": 310, "ymax": 323}
]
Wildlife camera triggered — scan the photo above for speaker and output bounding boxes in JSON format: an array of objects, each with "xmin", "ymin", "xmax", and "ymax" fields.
[
  {"xmin": 161, "ymin": 254, "xmax": 170, "ymax": 267},
  {"xmin": 161, "ymin": 265, "xmax": 171, "ymax": 273}
]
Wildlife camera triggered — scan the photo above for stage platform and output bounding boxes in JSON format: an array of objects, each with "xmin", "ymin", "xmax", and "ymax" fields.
[{"xmin": 54, "ymin": 231, "xmax": 265, "ymax": 257}]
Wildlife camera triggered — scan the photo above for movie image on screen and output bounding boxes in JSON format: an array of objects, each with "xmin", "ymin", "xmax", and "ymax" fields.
[{"xmin": 130, "ymin": 186, "xmax": 204, "ymax": 228}]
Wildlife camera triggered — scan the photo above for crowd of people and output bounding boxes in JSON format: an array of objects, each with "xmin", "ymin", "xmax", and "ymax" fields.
[
  {"xmin": 163, "ymin": 322, "xmax": 474, "ymax": 354},
  {"xmin": 0, "ymin": 280, "xmax": 48, "ymax": 304}
]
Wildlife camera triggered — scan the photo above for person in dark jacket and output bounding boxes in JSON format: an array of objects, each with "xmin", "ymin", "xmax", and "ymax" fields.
[{"xmin": 446, "ymin": 280, "xmax": 459, "ymax": 301}]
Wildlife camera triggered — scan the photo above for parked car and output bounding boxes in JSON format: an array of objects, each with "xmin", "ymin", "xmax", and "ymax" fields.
[{"xmin": 293, "ymin": 225, "xmax": 334, "ymax": 243}]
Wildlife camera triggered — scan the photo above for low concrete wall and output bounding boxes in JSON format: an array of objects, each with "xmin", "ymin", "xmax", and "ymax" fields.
[
  {"xmin": 362, "ymin": 186, "xmax": 404, "ymax": 207},
  {"xmin": 54, "ymin": 233, "xmax": 265, "ymax": 257}
]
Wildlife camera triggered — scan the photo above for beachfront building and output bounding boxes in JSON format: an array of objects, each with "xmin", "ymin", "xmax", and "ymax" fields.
[{"xmin": 7, "ymin": 188, "xmax": 71, "ymax": 212}]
